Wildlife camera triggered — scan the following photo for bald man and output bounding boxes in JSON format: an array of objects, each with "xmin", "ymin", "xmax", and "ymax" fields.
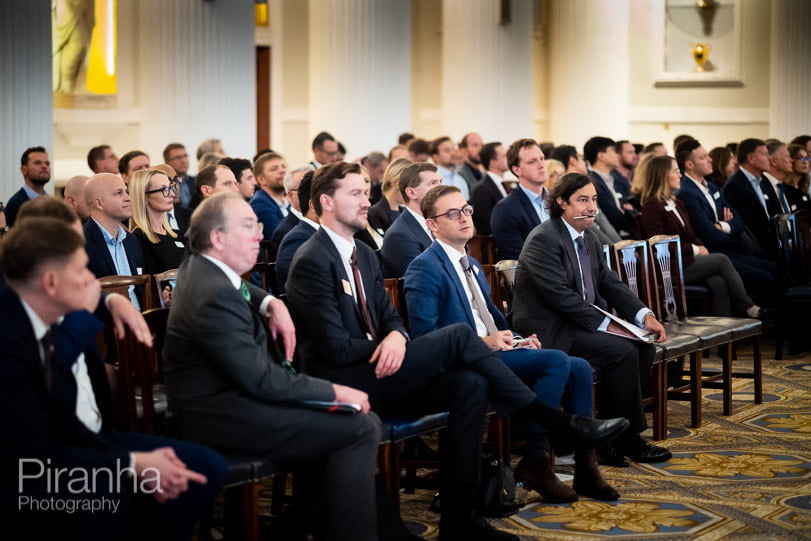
[
  {"xmin": 83, "ymin": 173, "xmax": 145, "ymax": 308},
  {"xmin": 63, "ymin": 174, "xmax": 90, "ymax": 221}
]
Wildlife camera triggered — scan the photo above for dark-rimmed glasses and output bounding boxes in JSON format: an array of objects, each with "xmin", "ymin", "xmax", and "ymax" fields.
[
  {"xmin": 430, "ymin": 205, "xmax": 474, "ymax": 220},
  {"xmin": 145, "ymin": 184, "xmax": 179, "ymax": 197}
]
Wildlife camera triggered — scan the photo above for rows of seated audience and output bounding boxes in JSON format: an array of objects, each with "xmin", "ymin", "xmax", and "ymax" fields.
[{"xmin": 2, "ymin": 129, "xmax": 810, "ymax": 541}]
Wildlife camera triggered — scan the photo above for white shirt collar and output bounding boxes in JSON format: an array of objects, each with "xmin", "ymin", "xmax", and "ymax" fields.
[
  {"xmin": 322, "ymin": 223, "xmax": 357, "ymax": 264},
  {"xmin": 487, "ymin": 171, "xmax": 507, "ymax": 197},
  {"xmin": 561, "ymin": 217, "xmax": 582, "ymax": 242},
  {"xmin": 404, "ymin": 206, "xmax": 432, "ymax": 239},
  {"xmin": 20, "ymin": 297, "xmax": 49, "ymax": 342},
  {"xmin": 301, "ymin": 216, "xmax": 320, "ymax": 230},
  {"xmin": 202, "ymin": 254, "xmax": 243, "ymax": 290}
]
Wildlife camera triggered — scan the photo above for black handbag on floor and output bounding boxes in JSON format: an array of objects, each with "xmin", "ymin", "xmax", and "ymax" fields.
[{"xmin": 475, "ymin": 454, "xmax": 520, "ymax": 517}]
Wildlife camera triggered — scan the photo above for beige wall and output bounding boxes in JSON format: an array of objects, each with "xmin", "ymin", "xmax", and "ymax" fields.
[
  {"xmin": 411, "ymin": 0, "xmax": 443, "ymax": 140},
  {"xmin": 627, "ymin": 0, "xmax": 771, "ymax": 152}
]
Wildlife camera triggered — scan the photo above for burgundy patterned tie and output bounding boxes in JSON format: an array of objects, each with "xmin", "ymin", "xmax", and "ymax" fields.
[{"xmin": 350, "ymin": 247, "xmax": 378, "ymax": 340}]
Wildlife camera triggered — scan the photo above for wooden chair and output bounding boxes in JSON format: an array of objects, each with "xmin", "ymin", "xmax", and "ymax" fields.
[
  {"xmin": 151, "ymin": 268, "xmax": 178, "ymax": 309},
  {"xmin": 647, "ymin": 235, "xmax": 762, "ymax": 417},
  {"xmin": 113, "ymin": 308, "xmax": 289, "ymax": 541},
  {"xmin": 467, "ymin": 234, "xmax": 496, "ymax": 265},
  {"xmin": 773, "ymin": 212, "xmax": 811, "ymax": 359},
  {"xmin": 611, "ymin": 240, "xmax": 706, "ymax": 435},
  {"xmin": 493, "ymin": 259, "xmax": 519, "ymax": 317},
  {"xmin": 99, "ymin": 274, "xmax": 153, "ymax": 311},
  {"xmin": 242, "ymin": 261, "xmax": 278, "ymax": 294}
]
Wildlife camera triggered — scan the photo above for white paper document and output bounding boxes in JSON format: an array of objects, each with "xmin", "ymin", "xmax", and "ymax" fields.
[{"xmin": 591, "ymin": 304, "xmax": 656, "ymax": 343}]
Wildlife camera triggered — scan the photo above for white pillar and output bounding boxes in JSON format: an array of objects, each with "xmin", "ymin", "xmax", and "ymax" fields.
[
  {"xmin": 548, "ymin": 0, "xmax": 630, "ymax": 146},
  {"xmin": 769, "ymin": 0, "xmax": 811, "ymax": 141},
  {"xmin": 308, "ymin": 0, "xmax": 411, "ymax": 161},
  {"xmin": 136, "ymin": 0, "xmax": 255, "ymax": 170},
  {"xmin": 441, "ymin": 0, "xmax": 534, "ymax": 143},
  {"xmin": 0, "ymin": 0, "xmax": 53, "ymax": 200}
]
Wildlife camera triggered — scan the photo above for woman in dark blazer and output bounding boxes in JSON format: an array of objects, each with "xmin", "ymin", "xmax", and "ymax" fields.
[
  {"xmin": 639, "ymin": 155, "xmax": 762, "ymax": 318},
  {"xmin": 128, "ymin": 168, "xmax": 186, "ymax": 275}
]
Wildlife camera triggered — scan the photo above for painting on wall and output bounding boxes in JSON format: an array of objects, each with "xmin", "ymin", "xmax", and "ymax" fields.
[
  {"xmin": 654, "ymin": 0, "xmax": 742, "ymax": 87},
  {"xmin": 52, "ymin": 0, "xmax": 117, "ymax": 108}
]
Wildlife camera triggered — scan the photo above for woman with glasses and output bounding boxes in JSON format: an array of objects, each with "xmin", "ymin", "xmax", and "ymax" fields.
[
  {"xmin": 785, "ymin": 144, "xmax": 811, "ymax": 203},
  {"xmin": 129, "ymin": 168, "xmax": 186, "ymax": 275}
]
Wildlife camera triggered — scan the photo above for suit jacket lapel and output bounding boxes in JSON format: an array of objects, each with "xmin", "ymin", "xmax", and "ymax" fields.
[
  {"xmin": 555, "ymin": 218, "xmax": 585, "ymax": 299},
  {"xmin": 516, "ymin": 188, "xmax": 540, "ymax": 227},
  {"xmin": 404, "ymin": 212, "xmax": 432, "ymax": 247},
  {"xmin": 434, "ymin": 243, "xmax": 477, "ymax": 329},
  {"xmin": 88, "ymin": 222, "xmax": 117, "ymax": 276}
]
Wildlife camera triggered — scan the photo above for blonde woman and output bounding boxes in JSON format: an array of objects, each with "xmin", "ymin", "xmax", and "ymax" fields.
[
  {"xmin": 367, "ymin": 157, "xmax": 411, "ymax": 235},
  {"xmin": 639, "ymin": 156, "xmax": 761, "ymax": 318},
  {"xmin": 129, "ymin": 168, "xmax": 186, "ymax": 274}
]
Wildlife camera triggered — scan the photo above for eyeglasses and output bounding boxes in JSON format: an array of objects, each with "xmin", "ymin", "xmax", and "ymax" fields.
[
  {"xmin": 795, "ymin": 156, "xmax": 811, "ymax": 162},
  {"xmin": 430, "ymin": 205, "xmax": 474, "ymax": 221},
  {"xmin": 145, "ymin": 184, "xmax": 179, "ymax": 197},
  {"xmin": 169, "ymin": 153, "xmax": 188, "ymax": 161}
]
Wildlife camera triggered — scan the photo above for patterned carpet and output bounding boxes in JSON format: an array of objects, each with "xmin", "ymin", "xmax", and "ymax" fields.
[{"xmin": 397, "ymin": 344, "xmax": 811, "ymax": 540}]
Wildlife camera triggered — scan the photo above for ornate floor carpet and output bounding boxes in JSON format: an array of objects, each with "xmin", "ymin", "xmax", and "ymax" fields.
[{"xmin": 397, "ymin": 348, "xmax": 811, "ymax": 540}]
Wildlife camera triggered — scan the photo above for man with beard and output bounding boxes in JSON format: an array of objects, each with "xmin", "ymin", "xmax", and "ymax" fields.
[
  {"xmin": 6, "ymin": 146, "xmax": 51, "ymax": 227},
  {"xmin": 457, "ymin": 132, "xmax": 484, "ymax": 194},
  {"xmin": 250, "ymin": 151, "xmax": 290, "ymax": 240}
]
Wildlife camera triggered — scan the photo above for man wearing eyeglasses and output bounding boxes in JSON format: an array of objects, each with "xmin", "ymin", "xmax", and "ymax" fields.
[
  {"xmin": 404, "ymin": 185, "xmax": 620, "ymax": 503},
  {"xmin": 195, "ymin": 164, "xmax": 240, "ymax": 202},
  {"xmin": 163, "ymin": 143, "xmax": 195, "ymax": 208},
  {"xmin": 380, "ymin": 162, "xmax": 441, "ymax": 278}
]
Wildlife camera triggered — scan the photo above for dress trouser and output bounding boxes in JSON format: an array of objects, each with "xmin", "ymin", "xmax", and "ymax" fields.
[{"xmin": 685, "ymin": 253, "xmax": 754, "ymax": 316}]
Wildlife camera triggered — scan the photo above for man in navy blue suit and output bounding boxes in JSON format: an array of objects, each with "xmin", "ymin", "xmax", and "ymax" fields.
[
  {"xmin": 721, "ymin": 138, "xmax": 783, "ymax": 259},
  {"xmin": 250, "ymin": 151, "xmax": 290, "ymax": 240},
  {"xmin": 490, "ymin": 138, "xmax": 551, "ymax": 260},
  {"xmin": 675, "ymin": 139, "xmax": 778, "ymax": 303},
  {"xmin": 83, "ymin": 173, "xmax": 146, "ymax": 309},
  {"xmin": 276, "ymin": 171, "xmax": 319, "ymax": 293},
  {"xmin": 5, "ymin": 146, "xmax": 51, "ymax": 228},
  {"xmin": 380, "ymin": 162, "xmax": 440, "ymax": 278},
  {"xmin": 0, "ymin": 217, "xmax": 225, "ymax": 540},
  {"xmin": 405, "ymin": 185, "xmax": 620, "ymax": 502}
]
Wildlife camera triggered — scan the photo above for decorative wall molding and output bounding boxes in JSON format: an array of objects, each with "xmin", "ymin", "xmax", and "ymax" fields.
[{"xmin": 629, "ymin": 106, "xmax": 769, "ymax": 125}]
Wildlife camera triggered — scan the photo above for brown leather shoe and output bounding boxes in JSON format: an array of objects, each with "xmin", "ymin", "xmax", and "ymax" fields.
[
  {"xmin": 573, "ymin": 451, "xmax": 620, "ymax": 501},
  {"xmin": 514, "ymin": 453, "xmax": 577, "ymax": 503}
]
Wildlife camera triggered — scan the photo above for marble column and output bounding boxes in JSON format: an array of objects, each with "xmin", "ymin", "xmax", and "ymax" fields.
[
  {"xmin": 441, "ymin": 0, "xmax": 534, "ymax": 143},
  {"xmin": 0, "ymin": 0, "xmax": 53, "ymax": 199},
  {"xmin": 136, "ymin": 0, "xmax": 255, "ymax": 169},
  {"xmin": 548, "ymin": 0, "xmax": 630, "ymax": 146},
  {"xmin": 308, "ymin": 0, "xmax": 411, "ymax": 160},
  {"xmin": 769, "ymin": 0, "xmax": 811, "ymax": 141}
]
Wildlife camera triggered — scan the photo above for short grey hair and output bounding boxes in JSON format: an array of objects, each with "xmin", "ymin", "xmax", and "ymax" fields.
[
  {"xmin": 283, "ymin": 164, "xmax": 315, "ymax": 192},
  {"xmin": 189, "ymin": 191, "xmax": 243, "ymax": 254}
]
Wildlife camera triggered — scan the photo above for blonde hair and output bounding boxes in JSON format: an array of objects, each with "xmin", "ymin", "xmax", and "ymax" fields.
[
  {"xmin": 381, "ymin": 157, "xmax": 413, "ymax": 193},
  {"xmin": 129, "ymin": 168, "xmax": 177, "ymax": 244},
  {"xmin": 630, "ymin": 152, "xmax": 655, "ymax": 196},
  {"xmin": 545, "ymin": 159, "xmax": 565, "ymax": 191},
  {"xmin": 639, "ymin": 155, "xmax": 676, "ymax": 205}
]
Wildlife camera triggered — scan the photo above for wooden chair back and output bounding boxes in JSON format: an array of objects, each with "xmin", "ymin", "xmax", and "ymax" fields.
[
  {"xmin": 790, "ymin": 210, "xmax": 811, "ymax": 285},
  {"xmin": 151, "ymin": 268, "xmax": 178, "ymax": 308},
  {"xmin": 115, "ymin": 308, "xmax": 169, "ymax": 434},
  {"xmin": 611, "ymin": 240, "xmax": 655, "ymax": 308},
  {"xmin": 384, "ymin": 277, "xmax": 409, "ymax": 331},
  {"xmin": 99, "ymin": 274, "xmax": 152, "ymax": 311},
  {"xmin": 493, "ymin": 259, "xmax": 519, "ymax": 316},
  {"xmin": 646, "ymin": 235, "xmax": 688, "ymax": 322},
  {"xmin": 467, "ymin": 235, "xmax": 496, "ymax": 265}
]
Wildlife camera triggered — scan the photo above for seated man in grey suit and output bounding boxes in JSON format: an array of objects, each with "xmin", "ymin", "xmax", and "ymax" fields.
[
  {"xmin": 380, "ymin": 162, "xmax": 440, "ymax": 278},
  {"xmin": 163, "ymin": 192, "xmax": 382, "ymax": 541},
  {"xmin": 512, "ymin": 173, "xmax": 671, "ymax": 467}
]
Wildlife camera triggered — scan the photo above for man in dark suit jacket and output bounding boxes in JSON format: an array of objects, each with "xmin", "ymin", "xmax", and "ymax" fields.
[
  {"xmin": 276, "ymin": 171, "xmax": 319, "ymax": 294},
  {"xmin": 722, "ymin": 138, "xmax": 783, "ymax": 259},
  {"xmin": 6, "ymin": 146, "xmax": 52, "ymax": 227},
  {"xmin": 471, "ymin": 142, "xmax": 509, "ymax": 235},
  {"xmin": 491, "ymin": 138, "xmax": 550, "ymax": 260},
  {"xmin": 83, "ymin": 173, "xmax": 146, "ymax": 308},
  {"xmin": 286, "ymin": 163, "xmax": 629, "ymax": 541},
  {"xmin": 250, "ymin": 152, "xmax": 291, "ymax": 240},
  {"xmin": 1, "ymin": 218, "xmax": 225, "ymax": 541},
  {"xmin": 676, "ymin": 139, "xmax": 779, "ymax": 302},
  {"xmin": 164, "ymin": 192, "xmax": 382, "ymax": 541},
  {"xmin": 512, "ymin": 173, "xmax": 671, "ymax": 466},
  {"xmin": 268, "ymin": 168, "xmax": 313, "ymax": 261},
  {"xmin": 380, "ymin": 162, "xmax": 439, "ymax": 278},
  {"xmin": 584, "ymin": 136, "xmax": 636, "ymax": 237},
  {"xmin": 405, "ymin": 185, "xmax": 620, "ymax": 502}
]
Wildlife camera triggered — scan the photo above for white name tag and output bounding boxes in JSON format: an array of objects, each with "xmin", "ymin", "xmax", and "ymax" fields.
[
  {"xmin": 174, "ymin": 241, "xmax": 185, "ymax": 248},
  {"xmin": 713, "ymin": 192, "xmax": 720, "ymax": 200},
  {"xmin": 763, "ymin": 194, "xmax": 770, "ymax": 200}
]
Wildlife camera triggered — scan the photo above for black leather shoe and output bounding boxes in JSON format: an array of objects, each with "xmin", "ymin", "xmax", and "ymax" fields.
[
  {"xmin": 622, "ymin": 439, "xmax": 672, "ymax": 463},
  {"xmin": 596, "ymin": 446, "xmax": 630, "ymax": 467},
  {"xmin": 439, "ymin": 512, "xmax": 519, "ymax": 541},
  {"xmin": 566, "ymin": 416, "xmax": 630, "ymax": 448}
]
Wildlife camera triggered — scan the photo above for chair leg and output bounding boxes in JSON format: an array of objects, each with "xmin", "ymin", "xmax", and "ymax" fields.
[
  {"xmin": 224, "ymin": 482, "xmax": 260, "ymax": 541},
  {"xmin": 722, "ymin": 343, "xmax": 733, "ymax": 416},
  {"xmin": 390, "ymin": 442, "xmax": 402, "ymax": 508},
  {"xmin": 689, "ymin": 351, "xmax": 702, "ymax": 428},
  {"xmin": 652, "ymin": 362, "xmax": 667, "ymax": 441},
  {"xmin": 752, "ymin": 335, "xmax": 763, "ymax": 404},
  {"xmin": 378, "ymin": 442, "xmax": 393, "ymax": 496}
]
